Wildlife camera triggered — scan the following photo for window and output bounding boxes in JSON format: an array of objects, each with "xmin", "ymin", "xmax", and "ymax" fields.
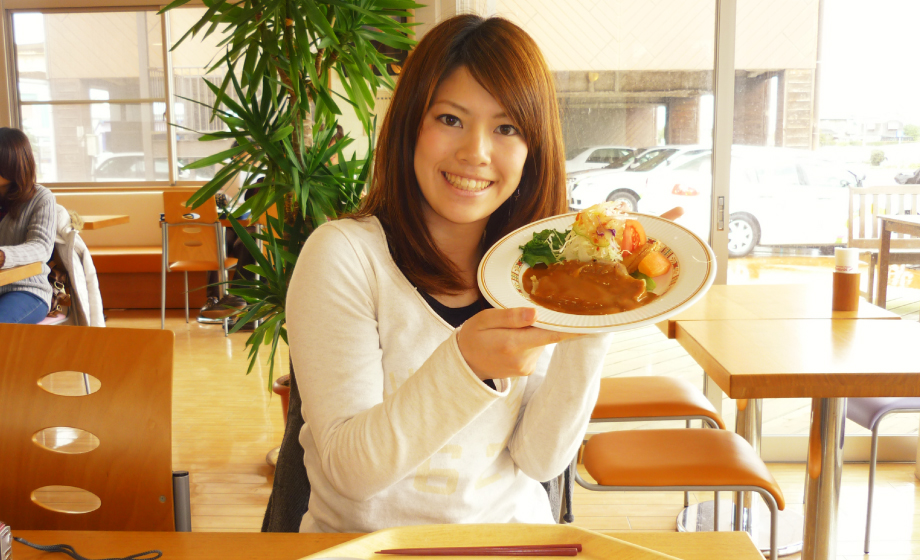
[{"xmin": 11, "ymin": 8, "xmax": 227, "ymax": 186}]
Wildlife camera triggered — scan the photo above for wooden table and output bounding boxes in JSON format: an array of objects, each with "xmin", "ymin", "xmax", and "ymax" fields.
[
  {"xmin": 876, "ymin": 214, "xmax": 920, "ymax": 307},
  {"xmin": 81, "ymin": 215, "xmax": 130, "ymax": 230},
  {"xmin": 0, "ymin": 262, "xmax": 42, "ymax": 287},
  {"xmin": 675, "ymin": 318, "xmax": 920, "ymax": 560},
  {"xmin": 658, "ymin": 283, "xmax": 897, "ymax": 339},
  {"xmin": 11, "ymin": 529, "xmax": 763, "ymax": 560}
]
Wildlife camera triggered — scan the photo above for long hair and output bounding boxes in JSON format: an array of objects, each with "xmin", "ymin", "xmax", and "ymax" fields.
[
  {"xmin": 0, "ymin": 128, "xmax": 38, "ymax": 219},
  {"xmin": 353, "ymin": 15, "xmax": 566, "ymax": 295}
]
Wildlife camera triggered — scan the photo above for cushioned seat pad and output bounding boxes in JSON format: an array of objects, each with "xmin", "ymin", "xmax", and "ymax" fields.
[
  {"xmin": 592, "ymin": 376, "xmax": 725, "ymax": 429},
  {"xmin": 583, "ymin": 428, "xmax": 785, "ymax": 510},
  {"xmin": 846, "ymin": 397, "xmax": 920, "ymax": 430}
]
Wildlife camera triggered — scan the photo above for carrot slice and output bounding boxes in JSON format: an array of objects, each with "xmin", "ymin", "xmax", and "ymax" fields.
[{"xmin": 638, "ymin": 251, "xmax": 671, "ymax": 277}]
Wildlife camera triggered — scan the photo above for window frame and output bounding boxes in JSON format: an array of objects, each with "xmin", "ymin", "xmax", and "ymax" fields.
[{"xmin": 2, "ymin": 1, "xmax": 210, "ymax": 189}]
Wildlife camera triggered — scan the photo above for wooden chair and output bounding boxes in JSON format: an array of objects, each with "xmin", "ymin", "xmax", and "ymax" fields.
[
  {"xmin": 161, "ymin": 190, "xmax": 238, "ymax": 334},
  {"xmin": 0, "ymin": 324, "xmax": 184, "ymax": 531},
  {"xmin": 847, "ymin": 186, "xmax": 920, "ymax": 305}
]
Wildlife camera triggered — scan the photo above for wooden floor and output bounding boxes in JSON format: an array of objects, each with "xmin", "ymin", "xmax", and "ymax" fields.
[{"xmin": 104, "ymin": 267, "xmax": 920, "ymax": 559}]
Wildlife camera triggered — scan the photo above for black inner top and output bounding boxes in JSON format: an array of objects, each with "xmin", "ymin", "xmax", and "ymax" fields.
[{"xmin": 418, "ymin": 290, "xmax": 496, "ymax": 390}]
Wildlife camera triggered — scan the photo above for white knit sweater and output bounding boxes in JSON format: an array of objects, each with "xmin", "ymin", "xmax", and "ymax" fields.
[{"xmin": 286, "ymin": 217, "xmax": 613, "ymax": 533}]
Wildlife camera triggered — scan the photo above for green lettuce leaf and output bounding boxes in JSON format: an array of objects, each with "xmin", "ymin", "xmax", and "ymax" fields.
[{"xmin": 519, "ymin": 229, "xmax": 569, "ymax": 267}]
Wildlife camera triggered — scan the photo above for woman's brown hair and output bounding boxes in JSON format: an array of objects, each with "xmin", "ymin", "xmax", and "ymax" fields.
[
  {"xmin": 353, "ymin": 15, "xmax": 566, "ymax": 295},
  {"xmin": 0, "ymin": 128, "xmax": 38, "ymax": 219}
]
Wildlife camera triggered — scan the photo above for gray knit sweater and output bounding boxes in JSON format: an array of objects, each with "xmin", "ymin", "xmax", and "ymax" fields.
[{"xmin": 0, "ymin": 184, "xmax": 56, "ymax": 306}]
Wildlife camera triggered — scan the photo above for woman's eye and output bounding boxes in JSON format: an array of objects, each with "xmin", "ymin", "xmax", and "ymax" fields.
[
  {"xmin": 437, "ymin": 114, "xmax": 462, "ymax": 127},
  {"xmin": 497, "ymin": 124, "xmax": 520, "ymax": 136}
]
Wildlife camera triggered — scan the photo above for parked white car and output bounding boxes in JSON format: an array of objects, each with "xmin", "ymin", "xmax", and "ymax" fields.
[
  {"xmin": 568, "ymin": 145, "xmax": 711, "ymax": 211},
  {"xmin": 565, "ymin": 145, "xmax": 635, "ymax": 173},
  {"xmin": 638, "ymin": 146, "xmax": 860, "ymax": 257}
]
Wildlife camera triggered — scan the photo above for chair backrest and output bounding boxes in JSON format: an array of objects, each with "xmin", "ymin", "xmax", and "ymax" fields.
[
  {"xmin": 849, "ymin": 186, "xmax": 920, "ymax": 250},
  {"xmin": 0, "ymin": 324, "xmax": 175, "ymax": 530},
  {"xmin": 163, "ymin": 190, "xmax": 222, "ymax": 266}
]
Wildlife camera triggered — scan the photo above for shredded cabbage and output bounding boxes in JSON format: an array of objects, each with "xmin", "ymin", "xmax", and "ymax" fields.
[{"xmin": 557, "ymin": 201, "xmax": 629, "ymax": 264}]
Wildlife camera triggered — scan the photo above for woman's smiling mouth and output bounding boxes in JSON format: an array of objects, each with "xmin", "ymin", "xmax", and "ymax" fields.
[{"xmin": 443, "ymin": 171, "xmax": 493, "ymax": 192}]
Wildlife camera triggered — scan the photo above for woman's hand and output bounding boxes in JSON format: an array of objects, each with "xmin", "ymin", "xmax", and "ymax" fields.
[{"xmin": 457, "ymin": 307, "xmax": 581, "ymax": 380}]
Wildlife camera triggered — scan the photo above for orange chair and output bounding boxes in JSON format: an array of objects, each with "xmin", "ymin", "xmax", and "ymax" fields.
[
  {"xmin": 160, "ymin": 191, "xmax": 238, "ymax": 334},
  {"xmin": 579, "ymin": 428, "xmax": 784, "ymax": 560},
  {"xmin": 573, "ymin": 376, "xmax": 724, "ymax": 513}
]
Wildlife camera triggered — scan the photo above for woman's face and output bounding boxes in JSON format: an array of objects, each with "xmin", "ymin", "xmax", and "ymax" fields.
[
  {"xmin": 414, "ymin": 66, "xmax": 528, "ymax": 230},
  {"xmin": 0, "ymin": 175, "xmax": 9, "ymax": 197}
]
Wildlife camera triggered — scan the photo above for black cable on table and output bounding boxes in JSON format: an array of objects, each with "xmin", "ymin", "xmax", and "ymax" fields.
[{"xmin": 13, "ymin": 536, "xmax": 162, "ymax": 560}]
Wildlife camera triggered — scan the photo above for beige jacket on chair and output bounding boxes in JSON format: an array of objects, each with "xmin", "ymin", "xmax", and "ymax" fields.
[{"xmin": 54, "ymin": 204, "xmax": 105, "ymax": 327}]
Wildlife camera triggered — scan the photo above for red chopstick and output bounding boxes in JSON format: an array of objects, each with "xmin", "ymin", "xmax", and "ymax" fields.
[{"xmin": 375, "ymin": 544, "xmax": 582, "ymax": 556}]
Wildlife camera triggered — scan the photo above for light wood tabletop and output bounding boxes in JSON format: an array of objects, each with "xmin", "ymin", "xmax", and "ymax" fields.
[
  {"xmin": 81, "ymin": 214, "xmax": 130, "ymax": 230},
  {"xmin": 674, "ymin": 318, "xmax": 920, "ymax": 400},
  {"xmin": 0, "ymin": 262, "xmax": 42, "ymax": 287},
  {"xmin": 11, "ymin": 530, "xmax": 764, "ymax": 560},
  {"xmin": 876, "ymin": 214, "xmax": 920, "ymax": 307},
  {"xmin": 657, "ymin": 283, "xmax": 897, "ymax": 338}
]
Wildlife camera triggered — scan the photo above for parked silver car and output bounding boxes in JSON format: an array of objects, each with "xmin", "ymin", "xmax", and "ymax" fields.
[
  {"xmin": 568, "ymin": 145, "xmax": 711, "ymax": 211},
  {"xmin": 565, "ymin": 145, "xmax": 635, "ymax": 173},
  {"xmin": 638, "ymin": 146, "xmax": 861, "ymax": 257}
]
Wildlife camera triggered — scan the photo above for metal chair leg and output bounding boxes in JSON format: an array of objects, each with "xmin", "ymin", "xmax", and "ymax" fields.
[
  {"xmin": 865, "ymin": 424, "xmax": 880, "ymax": 553},
  {"xmin": 184, "ymin": 271, "xmax": 189, "ymax": 323},
  {"xmin": 161, "ymin": 225, "xmax": 168, "ymax": 330}
]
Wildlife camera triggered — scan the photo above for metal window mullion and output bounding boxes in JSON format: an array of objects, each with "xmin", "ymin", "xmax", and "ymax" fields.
[
  {"xmin": 162, "ymin": 9, "xmax": 177, "ymax": 185},
  {"xmin": 710, "ymin": 0, "xmax": 737, "ymax": 286}
]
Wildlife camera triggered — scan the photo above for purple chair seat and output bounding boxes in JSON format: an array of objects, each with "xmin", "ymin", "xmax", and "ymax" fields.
[{"xmin": 847, "ymin": 397, "xmax": 920, "ymax": 430}]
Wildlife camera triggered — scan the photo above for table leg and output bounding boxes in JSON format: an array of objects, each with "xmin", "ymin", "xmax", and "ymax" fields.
[
  {"xmin": 802, "ymin": 397, "xmax": 845, "ymax": 560},
  {"xmin": 703, "ymin": 374, "xmax": 723, "ymax": 418},
  {"xmin": 877, "ymin": 224, "xmax": 892, "ymax": 307},
  {"xmin": 733, "ymin": 399, "xmax": 763, "ymax": 532}
]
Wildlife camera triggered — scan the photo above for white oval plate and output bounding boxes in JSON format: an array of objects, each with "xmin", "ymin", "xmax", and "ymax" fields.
[{"xmin": 477, "ymin": 212, "xmax": 717, "ymax": 333}]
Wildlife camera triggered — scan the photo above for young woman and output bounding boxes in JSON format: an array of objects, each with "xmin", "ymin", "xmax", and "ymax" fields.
[
  {"xmin": 286, "ymin": 15, "xmax": 613, "ymax": 532},
  {"xmin": 0, "ymin": 128, "xmax": 56, "ymax": 324}
]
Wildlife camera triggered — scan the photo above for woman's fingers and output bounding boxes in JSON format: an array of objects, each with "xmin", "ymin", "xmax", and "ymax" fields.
[
  {"xmin": 470, "ymin": 307, "xmax": 537, "ymax": 330},
  {"xmin": 457, "ymin": 308, "xmax": 582, "ymax": 381}
]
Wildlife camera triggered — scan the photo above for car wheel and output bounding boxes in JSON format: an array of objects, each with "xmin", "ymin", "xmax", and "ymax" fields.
[
  {"xmin": 606, "ymin": 190, "xmax": 639, "ymax": 212},
  {"xmin": 727, "ymin": 213, "xmax": 760, "ymax": 258}
]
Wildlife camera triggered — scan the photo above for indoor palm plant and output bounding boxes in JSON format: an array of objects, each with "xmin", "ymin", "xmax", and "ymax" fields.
[{"xmin": 161, "ymin": 0, "xmax": 419, "ymax": 387}]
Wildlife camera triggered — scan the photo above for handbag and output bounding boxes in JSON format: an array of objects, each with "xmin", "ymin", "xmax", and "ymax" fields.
[{"xmin": 46, "ymin": 250, "xmax": 71, "ymax": 318}]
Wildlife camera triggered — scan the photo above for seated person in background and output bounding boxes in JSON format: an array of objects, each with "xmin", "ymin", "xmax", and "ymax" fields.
[{"xmin": 0, "ymin": 128, "xmax": 56, "ymax": 324}]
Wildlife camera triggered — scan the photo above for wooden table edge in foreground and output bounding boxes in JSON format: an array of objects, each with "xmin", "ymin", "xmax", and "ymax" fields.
[
  {"xmin": 80, "ymin": 214, "xmax": 130, "ymax": 230},
  {"xmin": 0, "ymin": 261, "xmax": 42, "ymax": 287},
  {"xmin": 11, "ymin": 530, "xmax": 763, "ymax": 560}
]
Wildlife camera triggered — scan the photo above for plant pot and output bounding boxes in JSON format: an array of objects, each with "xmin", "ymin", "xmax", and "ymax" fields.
[{"xmin": 272, "ymin": 374, "xmax": 291, "ymax": 424}]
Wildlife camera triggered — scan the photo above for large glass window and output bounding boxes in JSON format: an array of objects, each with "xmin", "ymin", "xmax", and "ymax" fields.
[{"xmin": 12, "ymin": 8, "xmax": 227, "ymax": 185}]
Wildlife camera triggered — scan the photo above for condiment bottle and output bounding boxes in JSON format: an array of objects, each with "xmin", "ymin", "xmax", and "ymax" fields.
[{"xmin": 832, "ymin": 247, "xmax": 860, "ymax": 311}]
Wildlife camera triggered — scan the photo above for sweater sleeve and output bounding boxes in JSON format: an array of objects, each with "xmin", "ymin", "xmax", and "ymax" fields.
[
  {"xmin": 0, "ymin": 188, "xmax": 56, "ymax": 269},
  {"xmin": 507, "ymin": 332, "xmax": 614, "ymax": 482},
  {"xmin": 287, "ymin": 223, "xmax": 505, "ymax": 502}
]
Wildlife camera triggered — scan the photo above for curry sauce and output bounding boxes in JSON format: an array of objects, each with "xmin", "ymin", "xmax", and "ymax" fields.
[{"xmin": 522, "ymin": 260, "xmax": 658, "ymax": 315}]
